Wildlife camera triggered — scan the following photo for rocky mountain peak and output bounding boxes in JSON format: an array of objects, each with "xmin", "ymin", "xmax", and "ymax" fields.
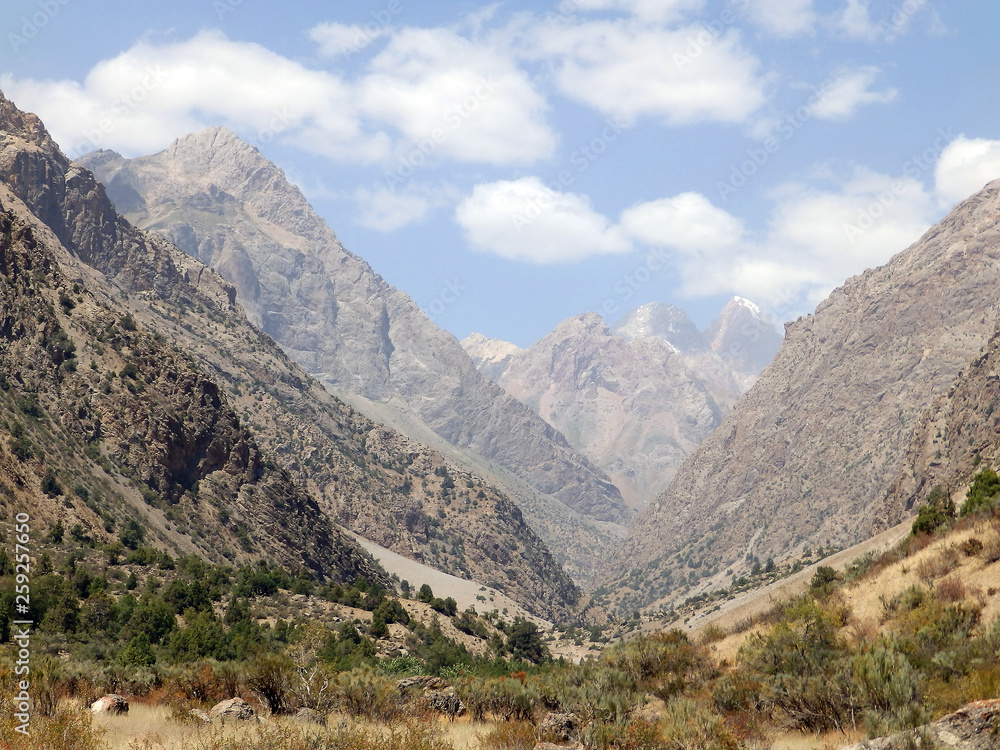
[
  {"xmin": 82, "ymin": 128, "xmax": 633, "ymax": 582},
  {"xmin": 611, "ymin": 302, "xmax": 705, "ymax": 353},
  {"xmin": 706, "ymin": 295, "xmax": 783, "ymax": 388},
  {"xmin": 461, "ymin": 333, "xmax": 522, "ymax": 383}
]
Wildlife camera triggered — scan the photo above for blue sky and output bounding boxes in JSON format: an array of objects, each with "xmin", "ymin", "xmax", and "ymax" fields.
[{"xmin": 3, "ymin": 0, "xmax": 1000, "ymax": 347}]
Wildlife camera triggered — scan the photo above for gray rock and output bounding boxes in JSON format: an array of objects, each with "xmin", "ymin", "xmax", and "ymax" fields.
[
  {"xmin": 209, "ymin": 697, "xmax": 255, "ymax": 722},
  {"xmin": 90, "ymin": 694, "xmax": 128, "ymax": 715},
  {"xmin": 840, "ymin": 699, "xmax": 1000, "ymax": 750}
]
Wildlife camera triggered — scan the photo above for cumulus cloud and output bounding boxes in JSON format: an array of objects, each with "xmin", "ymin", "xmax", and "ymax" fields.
[
  {"xmin": 526, "ymin": 19, "xmax": 766, "ymax": 126},
  {"xmin": 620, "ymin": 193, "xmax": 745, "ymax": 257},
  {"xmin": 359, "ymin": 27, "xmax": 557, "ymax": 165},
  {"xmin": 1, "ymin": 27, "xmax": 557, "ymax": 168},
  {"xmin": 741, "ymin": 0, "xmax": 817, "ymax": 38},
  {"xmin": 810, "ymin": 66, "xmax": 898, "ymax": 121},
  {"xmin": 934, "ymin": 136, "xmax": 1000, "ymax": 208},
  {"xmin": 1, "ymin": 31, "xmax": 381, "ymax": 161},
  {"xmin": 454, "ymin": 177, "xmax": 631, "ymax": 263}
]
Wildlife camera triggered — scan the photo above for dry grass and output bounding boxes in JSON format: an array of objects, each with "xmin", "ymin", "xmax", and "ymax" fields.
[
  {"xmin": 89, "ymin": 702, "xmax": 497, "ymax": 750},
  {"xmin": 92, "ymin": 703, "xmax": 214, "ymax": 749},
  {"xmin": 841, "ymin": 520, "xmax": 1000, "ymax": 636}
]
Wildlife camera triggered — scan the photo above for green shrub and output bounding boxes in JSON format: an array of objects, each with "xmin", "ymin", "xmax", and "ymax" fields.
[
  {"xmin": 912, "ymin": 486, "xmax": 955, "ymax": 534},
  {"xmin": 961, "ymin": 469, "xmax": 1000, "ymax": 516}
]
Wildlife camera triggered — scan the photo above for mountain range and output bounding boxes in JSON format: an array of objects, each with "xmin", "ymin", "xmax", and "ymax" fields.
[
  {"xmin": 79, "ymin": 130, "xmax": 633, "ymax": 584},
  {"xmin": 599, "ymin": 179, "xmax": 1000, "ymax": 613},
  {"xmin": 463, "ymin": 299, "xmax": 781, "ymax": 507},
  {"xmin": 0, "ymin": 92, "xmax": 580, "ymax": 621}
]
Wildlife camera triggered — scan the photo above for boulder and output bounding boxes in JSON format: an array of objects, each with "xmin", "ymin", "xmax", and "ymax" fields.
[
  {"xmin": 188, "ymin": 708, "xmax": 211, "ymax": 724},
  {"xmin": 90, "ymin": 694, "xmax": 129, "ymax": 715},
  {"xmin": 537, "ymin": 712, "xmax": 579, "ymax": 744},
  {"xmin": 841, "ymin": 699, "xmax": 1000, "ymax": 750},
  {"xmin": 209, "ymin": 697, "xmax": 255, "ymax": 722}
]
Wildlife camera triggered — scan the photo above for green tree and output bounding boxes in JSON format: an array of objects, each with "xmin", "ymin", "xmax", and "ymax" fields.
[
  {"xmin": 962, "ymin": 468, "xmax": 1000, "ymax": 516},
  {"xmin": 506, "ymin": 618, "xmax": 547, "ymax": 663},
  {"xmin": 118, "ymin": 633, "xmax": 156, "ymax": 668}
]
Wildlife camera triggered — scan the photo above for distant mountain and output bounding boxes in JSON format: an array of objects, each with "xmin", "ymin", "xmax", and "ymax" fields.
[
  {"xmin": 705, "ymin": 297, "xmax": 784, "ymax": 390},
  {"xmin": 0, "ymin": 92, "xmax": 579, "ymax": 620},
  {"xmin": 599, "ymin": 179, "xmax": 1000, "ymax": 614},
  {"xmin": 463, "ymin": 306, "xmax": 750, "ymax": 508},
  {"xmin": 81, "ymin": 129, "xmax": 630, "ymax": 585},
  {"xmin": 611, "ymin": 302, "xmax": 708, "ymax": 354}
]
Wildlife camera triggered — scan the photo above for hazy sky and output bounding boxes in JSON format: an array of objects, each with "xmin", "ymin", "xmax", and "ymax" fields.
[{"xmin": 3, "ymin": 0, "xmax": 999, "ymax": 346}]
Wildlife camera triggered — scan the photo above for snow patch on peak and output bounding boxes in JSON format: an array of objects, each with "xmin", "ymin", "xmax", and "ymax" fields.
[{"xmin": 732, "ymin": 296, "xmax": 762, "ymax": 317}]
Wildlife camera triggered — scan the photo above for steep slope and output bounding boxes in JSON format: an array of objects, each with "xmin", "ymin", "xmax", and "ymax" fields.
[
  {"xmin": 0, "ymin": 92, "xmax": 579, "ymax": 619},
  {"xmin": 885, "ymin": 316, "xmax": 1000, "ymax": 516},
  {"xmin": 601, "ymin": 180, "xmax": 1000, "ymax": 613},
  {"xmin": 466, "ymin": 313, "xmax": 740, "ymax": 508},
  {"xmin": 705, "ymin": 296, "xmax": 783, "ymax": 390},
  {"xmin": 80, "ymin": 131, "xmax": 630, "ymax": 574},
  {"xmin": 0, "ymin": 196, "xmax": 377, "ymax": 583}
]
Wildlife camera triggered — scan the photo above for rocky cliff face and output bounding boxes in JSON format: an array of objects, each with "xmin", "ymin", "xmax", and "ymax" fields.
[
  {"xmin": 80, "ymin": 130, "xmax": 631, "ymax": 578},
  {"xmin": 600, "ymin": 180, "xmax": 1000, "ymax": 614},
  {"xmin": 465, "ymin": 312, "xmax": 741, "ymax": 508},
  {"xmin": 885, "ymin": 315, "xmax": 1000, "ymax": 517},
  {"xmin": 0, "ymin": 92, "xmax": 579, "ymax": 619}
]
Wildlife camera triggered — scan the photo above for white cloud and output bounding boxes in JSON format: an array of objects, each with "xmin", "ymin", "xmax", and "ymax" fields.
[
  {"xmin": 570, "ymin": 0, "xmax": 705, "ymax": 24},
  {"xmin": 354, "ymin": 186, "xmax": 440, "ymax": 231},
  {"xmin": 836, "ymin": 0, "xmax": 880, "ymax": 41},
  {"xmin": 1, "ymin": 31, "xmax": 382, "ymax": 161},
  {"xmin": 620, "ymin": 193, "xmax": 744, "ymax": 256},
  {"xmin": 526, "ymin": 19, "xmax": 766, "ymax": 126},
  {"xmin": 359, "ymin": 27, "xmax": 557, "ymax": 165},
  {"xmin": 309, "ymin": 22, "xmax": 389, "ymax": 57},
  {"xmin": 454, "ymin": 177, "xmax": 631, "ymax": 263},
  {"xmin": 810, "ymin": 66, "xmax": 898, "ymax": 121},
  {"xmin": 934, "ymin": 136, "xmax": 1000, "ymax": 208},
  {"xmin": 741, "ymin": 0, "xmax": 817, "ymax": 38},
  {"xmin": 2, "ymin": 27, "xmax": 556, "ymax": 168}
]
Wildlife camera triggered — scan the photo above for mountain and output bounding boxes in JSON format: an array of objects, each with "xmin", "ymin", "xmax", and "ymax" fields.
[
  {"xmin": 0, "ymin": 92, "xmax": 579, "ymax": 620},
  {"xmin": 462, "ymin": 333, "xmax": 523, "ymax": 383},
  {"xmin": 599, "ymin": 179, "xmax": 1000, "ymax": 614},
  {"xmin": 885, "ymin": 317, "xmax": 1000, "ymax": 517},
  {"xmin": 611, "ymin": 302, "xmax": 708, "ymax": 354},
  {"xmin": 464, "ymin": 312, "xmax": 741, "ymax": 508},
  {"xmin": 79, "ymin": 131, "xmax": 631, "ymax": 582},
  {"xmin": 704, "ymin": 296, "xmax": 784, "ymax": 390}
]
